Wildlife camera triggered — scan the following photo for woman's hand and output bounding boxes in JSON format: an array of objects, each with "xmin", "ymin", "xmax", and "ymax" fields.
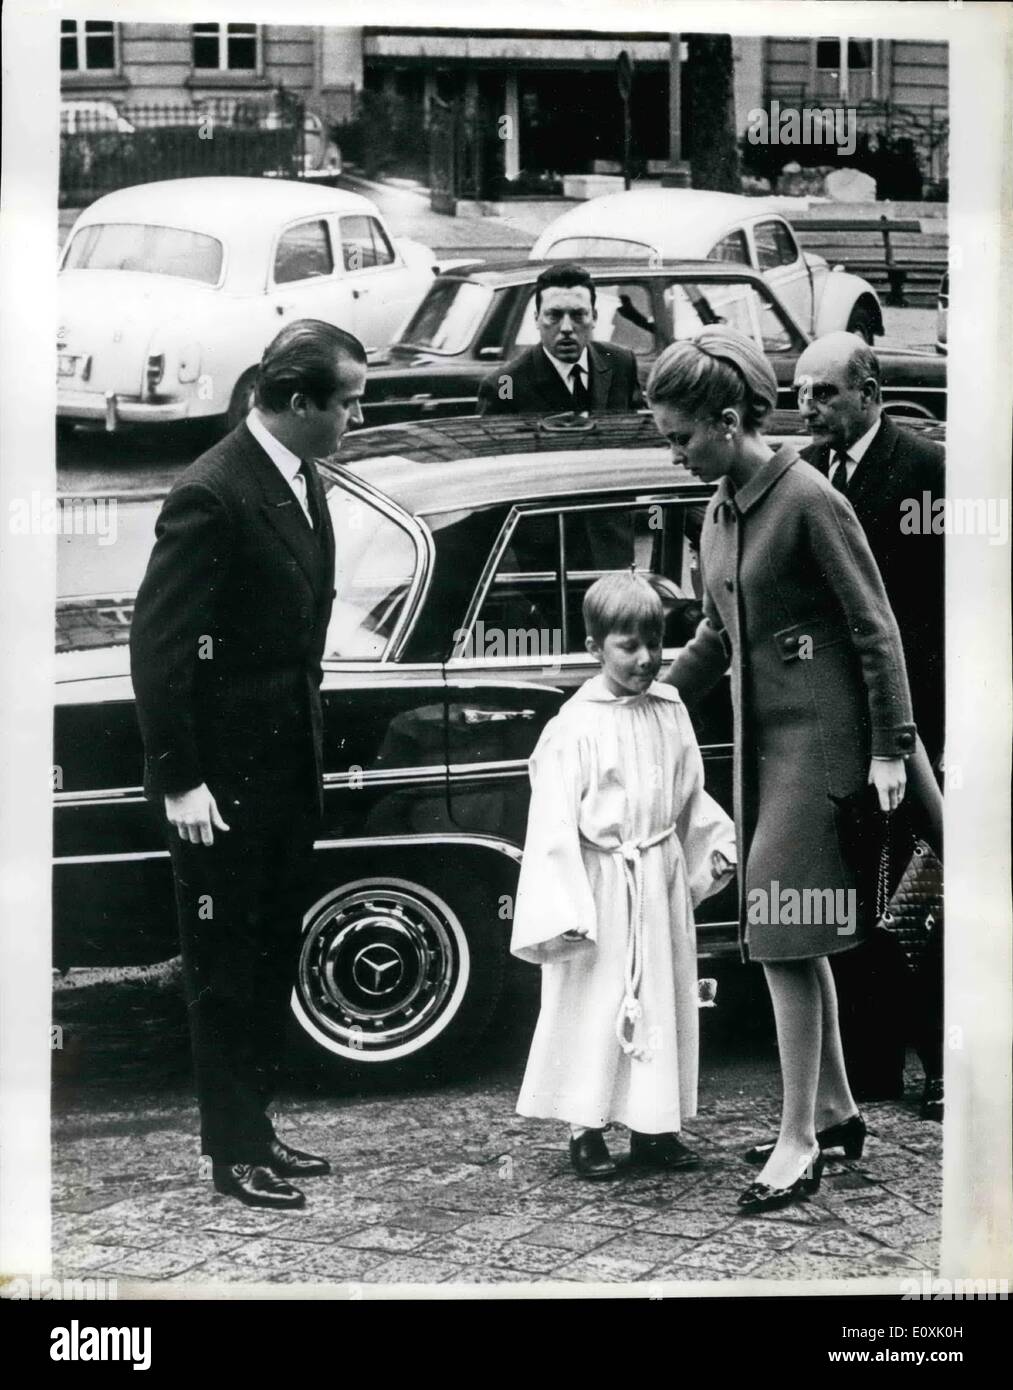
[{"xmin": 868, "ymin": 757, "xmax": 906, "ymax": 813}]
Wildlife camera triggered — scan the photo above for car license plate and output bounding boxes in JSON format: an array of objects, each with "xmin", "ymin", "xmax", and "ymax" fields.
[{"xmin": 57, "ymin": 354, "xmax": 79, "ymax": 378}]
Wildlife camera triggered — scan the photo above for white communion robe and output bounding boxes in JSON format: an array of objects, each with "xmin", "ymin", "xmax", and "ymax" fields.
[{"xmin": 511, "ymin": 675, "xmax": 737, "ymax": 1134}]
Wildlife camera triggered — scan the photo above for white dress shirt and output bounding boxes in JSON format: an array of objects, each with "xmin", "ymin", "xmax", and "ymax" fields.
[
  {"xmin": 246, "ymin": 409, "xmax": 314, "ymax": 527},
  {"xmin": 832, "ymin": 416, "xmax": 882, "ymax": 486},
  {"xmin": 543, "ymin": 346, "xmax": 590, "ymax": 395}
]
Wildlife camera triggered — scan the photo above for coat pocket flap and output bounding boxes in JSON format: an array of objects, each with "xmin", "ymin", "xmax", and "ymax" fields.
[{"xmin": 773, "ymin": 617, "xmax": 849, "ymax": 662}]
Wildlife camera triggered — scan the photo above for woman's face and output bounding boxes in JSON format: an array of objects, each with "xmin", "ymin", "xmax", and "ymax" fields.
[{"xmin": 651, "ymin": 401, "xmax": 731, "ymax": 483}]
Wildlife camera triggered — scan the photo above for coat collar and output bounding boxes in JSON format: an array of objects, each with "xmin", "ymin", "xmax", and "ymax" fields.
[
  {"xmin": 573, "ymin": 673, "xmax": 682, "ymax": 706},
  {"xmin": 714, "ymin": 442, "xmax": 801, "ymax": 518},
  {"xmin": 235, "ymin": 422, "xmax": 331, "ymax": 593}
]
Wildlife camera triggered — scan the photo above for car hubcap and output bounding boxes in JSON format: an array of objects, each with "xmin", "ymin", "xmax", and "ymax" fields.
[{"xmin": 294, "ymin": 882, "xmax": 468, "ymax": 1061}]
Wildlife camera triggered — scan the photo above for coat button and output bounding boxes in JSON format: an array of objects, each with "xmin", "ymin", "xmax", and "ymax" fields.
[
  {"xmin": 724, "ymin": 579, "xmax": 734, "ymax": 592},
  {"xmin": 899, "ymin": 730, "xmax": 915, "ymax": 749}
]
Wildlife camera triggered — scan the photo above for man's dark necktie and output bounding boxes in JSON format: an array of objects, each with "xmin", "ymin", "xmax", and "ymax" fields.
[
  {"xmin": 297, "ymin": 459, "xmax": 320, "ymax": 531},
  {"xmin": 569, "ymin": 363, "xmax": 591, "ymax": 412},
  {"xmin": 831, "ymin": 452, "xmax": 850, "ymax": 496}
]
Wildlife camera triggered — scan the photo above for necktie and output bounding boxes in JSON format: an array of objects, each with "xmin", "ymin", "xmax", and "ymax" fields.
[
  {"xmin": 570, "ymin": 362, "xmax": 591, "ymax": 412},
  {"xmin": 295, "ymin": 460, "xmax": 317, "ymax": 529},
  {"xmin": 831, "ymin": 453, "xmax": 850, "ymax": 496}
]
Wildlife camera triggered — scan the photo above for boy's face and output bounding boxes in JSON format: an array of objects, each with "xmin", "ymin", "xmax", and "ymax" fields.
[{"xmin": 586, "ymin": 625, "xmax": 663, "ymax": 698}]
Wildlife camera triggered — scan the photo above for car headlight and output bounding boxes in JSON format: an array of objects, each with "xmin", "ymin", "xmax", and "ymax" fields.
[{"xmin": 177, "ymin": 344, "xmax": 202, "ymax": 384}]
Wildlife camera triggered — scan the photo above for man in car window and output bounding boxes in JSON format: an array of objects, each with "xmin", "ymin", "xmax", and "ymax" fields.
[
  {"xmin": 130, "ymin": 320, "xmax": 366, "ymax": 1211},
  {"xmin": 478, "ymin": 263, "xmax": 644, "ymax": 416}
]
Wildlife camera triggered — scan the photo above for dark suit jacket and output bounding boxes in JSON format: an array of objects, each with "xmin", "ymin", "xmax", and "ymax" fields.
[
  {"xmin": 802, "ymin": 413, "xmax": 945, "ymax": 761},
  {"xmin": 129, "ymin": 422, "xmax": 336, "ymax": 811},
  {"xmin": 477, "ymin": 341, "xmax": 643, "ymax": 415}
]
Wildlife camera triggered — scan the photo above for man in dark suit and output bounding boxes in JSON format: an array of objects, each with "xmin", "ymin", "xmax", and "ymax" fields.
[
  {"xmin": 130, "ymin": 320, "xmax": 366, "ymax": 1208},
  {"xmin": 477, "ymin": 263, "xmax": 643, "ymax": 416},
  {"xmin": 796, "ymin": 331, "xmax": 945, "ymax": 1118}
]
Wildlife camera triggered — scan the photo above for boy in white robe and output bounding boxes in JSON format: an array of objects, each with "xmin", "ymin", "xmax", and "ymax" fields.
[{"xmin": 511, "ymin": 572, "xmax": 736, "ymax": 1179}]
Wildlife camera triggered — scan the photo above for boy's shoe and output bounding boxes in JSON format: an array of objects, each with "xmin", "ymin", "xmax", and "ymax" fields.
[
  {"xmin": 569, "ymin": 1130, "xmax": 620, "ymax": 1180},
  {"xmin": 629, "ymin": 1131, "xmax": 700, "ymax": 1171}
]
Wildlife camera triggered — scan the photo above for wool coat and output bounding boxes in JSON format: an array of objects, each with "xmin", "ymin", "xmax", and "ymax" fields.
[
  {"xmin": 802, "ymin": 413, "xmax": 945, "ymax": 762},
  {"xmin": 669, "ymin": 443, "xmax": 916, "ymax": 962}
]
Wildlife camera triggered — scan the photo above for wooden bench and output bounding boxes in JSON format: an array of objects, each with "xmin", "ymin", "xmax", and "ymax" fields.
[{"xmin": 793, "ymin": 216, "xmax": 947, "ymax": 308}]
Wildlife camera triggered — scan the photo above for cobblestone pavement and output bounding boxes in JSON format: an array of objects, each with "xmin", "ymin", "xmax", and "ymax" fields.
[{"xmin": 52, "ymin": 1040, "xmax": 942, "ymax": 1294}]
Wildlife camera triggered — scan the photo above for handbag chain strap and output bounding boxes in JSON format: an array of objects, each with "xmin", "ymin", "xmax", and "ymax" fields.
[{"xmin": 875, "ymin": 809, "xmax": 893, "ymax": 922}]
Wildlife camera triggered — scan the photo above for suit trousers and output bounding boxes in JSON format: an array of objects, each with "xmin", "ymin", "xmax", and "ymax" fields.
[{"xmin": 166, "ymin": 775, "xmax": 319, "ymax": 1163}]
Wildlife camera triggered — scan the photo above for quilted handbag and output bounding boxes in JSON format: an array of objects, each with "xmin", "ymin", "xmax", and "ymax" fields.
[{"xmin": 874, "ymin": 813, "xmax": 944, "ymax": 974}]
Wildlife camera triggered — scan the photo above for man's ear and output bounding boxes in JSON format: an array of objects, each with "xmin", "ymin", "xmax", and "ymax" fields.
[
  {"xmin": 860, "ymin": 376, "xmax": 881, "ymax": 406},
  {"xmin": 289, "ymin": 391, "xmax": 308, "ymax": 417}
]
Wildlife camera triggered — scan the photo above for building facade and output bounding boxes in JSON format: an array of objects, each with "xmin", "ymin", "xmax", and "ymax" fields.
[{"xmin": 60, "ymin": 22, "xmax": 948, "ymax": 183}]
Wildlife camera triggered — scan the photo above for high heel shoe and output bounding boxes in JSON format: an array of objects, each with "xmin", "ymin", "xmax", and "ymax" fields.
[
  {"xmin": 742, "ymin": 1111, "xmax": 865, "ymax": 1166},
  {"xmin": 737, "ymin": 1146, "xmax": 823, "ymax": 1215}
]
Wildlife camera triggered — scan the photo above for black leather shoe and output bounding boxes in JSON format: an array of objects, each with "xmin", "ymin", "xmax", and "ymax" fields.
[
  {"xmin": 212, "ymin": 1162, "xmax": 306, "ymax": 1210},
  {"xmin": 267, "ymin": 1138, "xmax": 331, "ymax": 1178},
  {"xmin": 569, "ymin": 1130, "xmax": 620, "ymax": 1181},
  {"xmin": 743, "ymin": 1111, "xmax": 866, "ymax": 1166},
  {"xmin": 920, "ymin": 1078, "xmax": 943, "ymax": 1122},
  {"xmin": 629, "ymin": 1131, "xmax": 700, "ymax": 1171},
  {"xmin": 737, "ymin": 1147, "xmax": 823, "ymax": 1215}
]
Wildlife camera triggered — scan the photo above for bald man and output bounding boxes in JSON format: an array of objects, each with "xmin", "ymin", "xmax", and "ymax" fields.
[{"xmin": 794, "ymin": 332, "xmax": 945, "ymax": 1118}]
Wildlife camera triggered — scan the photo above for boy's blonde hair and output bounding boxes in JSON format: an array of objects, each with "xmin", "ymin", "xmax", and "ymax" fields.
[{"xmin": 583, "ymin": 571, "xmax": 664, "ymax": 645}]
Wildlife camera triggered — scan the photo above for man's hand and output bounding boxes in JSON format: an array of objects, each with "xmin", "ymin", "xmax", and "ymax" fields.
[
  {"xmin": 165, "ymin": 784, "xmax": 230, "ymax": 846},
  {"xmin": 868, "ymin": 757, "xmax": 907, "ymax": 814}
]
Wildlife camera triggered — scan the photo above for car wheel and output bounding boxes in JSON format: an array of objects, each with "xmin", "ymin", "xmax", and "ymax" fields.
[
  {"xmin": 225, "ymin": 368, "xmax": 258, "ymax": 433},
  {"xmin": 845, "ymin": 302, "xmax": 879, "ymax": 344},
  {"xmin": 291, "ymin": 868, "xmax": 507, "ymax": 1087}
]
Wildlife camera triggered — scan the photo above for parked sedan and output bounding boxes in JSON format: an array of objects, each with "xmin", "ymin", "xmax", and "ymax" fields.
[
  {"xmin": 363, "ymin": 260, "xmax": 947, "ymax": 430},
  {"xmin": 54, "ymin": 413, "xmax": 945, "ymax": 1084},
  {"xmin": 529, "ymin": 188, "xmax": 884, "ymax": 343},
  {"xmin": 57, "ymin": 177, "xmax": 436, "ymax": 434}
]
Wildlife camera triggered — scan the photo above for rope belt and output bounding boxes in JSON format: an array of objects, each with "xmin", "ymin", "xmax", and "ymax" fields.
[{"xmin": 584, "ymin": 824, "xmax": 677, "ymax": 1062}]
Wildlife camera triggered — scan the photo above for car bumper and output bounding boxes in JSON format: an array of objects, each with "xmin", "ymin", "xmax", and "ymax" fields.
[{"xmin": 57, "ymin": 388, "xmax": 191, "ymax": 430}]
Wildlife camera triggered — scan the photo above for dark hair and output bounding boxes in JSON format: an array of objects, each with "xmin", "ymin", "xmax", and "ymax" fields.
[
  {"xmin": 583, "ymin": 571, "xmax": 663, "ymax": 646},
  {"xmin": 646, "ymin": 329, "xmax": 778, "ymax": 433},
  {"xmin": 255, "ymin": 319, "xmax": 366, "ymax": 413},
  {"xmin": 534, "ymin": 263, "xmax": 597, "ymax": 314}
]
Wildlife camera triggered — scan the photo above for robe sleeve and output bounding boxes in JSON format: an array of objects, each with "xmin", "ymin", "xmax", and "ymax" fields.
[
  {"xmin": 672, "ymin": 701, "xmax": 738, "ymax": 909},
  {"xmin": 509, "ymin": 720, "xmax": 599, "ymax": 966}
]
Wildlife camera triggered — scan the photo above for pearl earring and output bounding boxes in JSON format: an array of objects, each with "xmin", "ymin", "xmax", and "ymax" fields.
[{"xmin": 725, "ymin": 430, "xmax": 733, "ymax": 441}]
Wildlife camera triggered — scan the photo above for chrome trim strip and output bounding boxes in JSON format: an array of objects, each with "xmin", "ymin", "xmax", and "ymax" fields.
[
  {"xmin": 54, "ymin": 786, "xmax": 146, "ymax": 806},
  {"xmin": 323, "ymin": 764, "xmax": 446, "ymax": 789},
  {"xmin": 54, "ymin": 849, "xmax": 169, "ymax": 865},
  {"xmin": 310, "ymin": 832, "xmax": 523, "ymax": 865},
  {"xmin": 448, "ymin": 759, "xmax": 529, "ymax": 781}
]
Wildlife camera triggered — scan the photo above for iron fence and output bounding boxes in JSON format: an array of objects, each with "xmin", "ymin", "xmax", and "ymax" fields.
[{"xmin": 59, "ymin": 92, "xmax": 306, "ymax": 207}]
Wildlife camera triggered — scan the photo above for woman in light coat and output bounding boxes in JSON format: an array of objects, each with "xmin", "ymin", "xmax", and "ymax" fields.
[{"xmin": 649, "ymin": 328, "xmax": 921, "ymax": 1213}]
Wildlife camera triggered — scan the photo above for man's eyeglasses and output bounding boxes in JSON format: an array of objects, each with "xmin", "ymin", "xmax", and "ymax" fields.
[
  {"xmin": 796, "ymin": 380, "xmax": 840, "ymax": 407},
  {"xmin": 540, "ymin": 309, "xmax": 593, "ymax": 326}
]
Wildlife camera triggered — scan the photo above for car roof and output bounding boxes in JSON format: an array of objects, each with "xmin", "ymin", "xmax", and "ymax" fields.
[
  {"xmin": 327, "ymin": 414, "xmax": 705, "ymax": 518},
  {"xmin": 437, "ymin": 258, "xmax": 768, "ymax": 289},
  {"xmin": 71, "ymin": 177, "xmax": 379, "ymax": 238},
  {"xmin": 531, "ymin": 188, "xmax": 783, "ymax": 257}
]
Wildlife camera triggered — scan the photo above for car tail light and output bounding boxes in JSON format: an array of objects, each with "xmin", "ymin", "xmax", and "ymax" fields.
[{"xmin": 145, "ymin": 354, "xmax": 164, "ymax": 395}]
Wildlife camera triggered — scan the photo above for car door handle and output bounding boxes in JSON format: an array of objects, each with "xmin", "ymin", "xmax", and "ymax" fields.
[
  {"xmin": 352, "ymin": 288, "xmax": 370, "ymax": 299},
  {"xmin": 275, "ymin": 302, "xmax": 296, "ymax": 315},
  {"xmin": 461, "ymin": 708, "xmax": 536, "ymax": 725}
]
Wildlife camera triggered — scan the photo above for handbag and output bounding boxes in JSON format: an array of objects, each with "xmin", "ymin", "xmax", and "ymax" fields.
[{"xmin": 874, "ymin": 812, "xmax": 944, "ymax": 975}]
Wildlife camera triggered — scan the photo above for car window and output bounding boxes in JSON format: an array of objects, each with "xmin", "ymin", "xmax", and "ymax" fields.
[
  {"xmin": 754, "ymin": 219, "xmax": 799, "ymax": 270},
  {"xmin": 753, "ymin": 286, "xmax": 796, "ymax": 353},
  {"xmin": 514, "ymin": 281, "xmax": 657, "ymax": 355},
  {"xmin": 398, "ymin": 279, "xmax": 494, "ymax": 354},
  {"xmin": 63, "ymin": 223, "xmax": 223, "ymax": 285},
  {"xmin": 544, "ymin": 236, "xmax": 655, "ymax": 261},
  {"xmin": 324, "ymin": 487, "xmax": 419, "ymax": 660},
  {"xmin": 273, "ymin": 219, "xmax": 334, "ymax": 285},
  {"xmin": 339, "ymin": 215, "xmax": 395, "ymax": 271},
  {"xmin": 661, "ymin": 279, "xmax": 760, "ymax": 345},
  {"xmin": 468, "ymin": 502, "xmax": 704, "ymax": 660},
  {"xmin": 708, "ymin": 231, "xmax": 750, "ymax": 265}
]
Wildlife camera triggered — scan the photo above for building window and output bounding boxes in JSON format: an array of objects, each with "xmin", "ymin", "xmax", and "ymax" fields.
[
  {"xmin": 192, "ymin": 23, "xmax": 260, "ymax": 72},
  {"xmin": 60, "ymin": 20, "xmax": 117, "ymax": 72},
  {"xmin": 814, "ymin": 37, "xmax": 876, "ymax": 101}
]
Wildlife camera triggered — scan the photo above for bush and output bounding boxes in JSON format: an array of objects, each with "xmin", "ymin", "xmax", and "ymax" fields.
[
  {"xmin": 332, "ymin": 91, "xmax": 429, "ymax": 182},
  {"xmin": 739, "ymin": 125, "xmax": 928, "ymax": 201}
]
